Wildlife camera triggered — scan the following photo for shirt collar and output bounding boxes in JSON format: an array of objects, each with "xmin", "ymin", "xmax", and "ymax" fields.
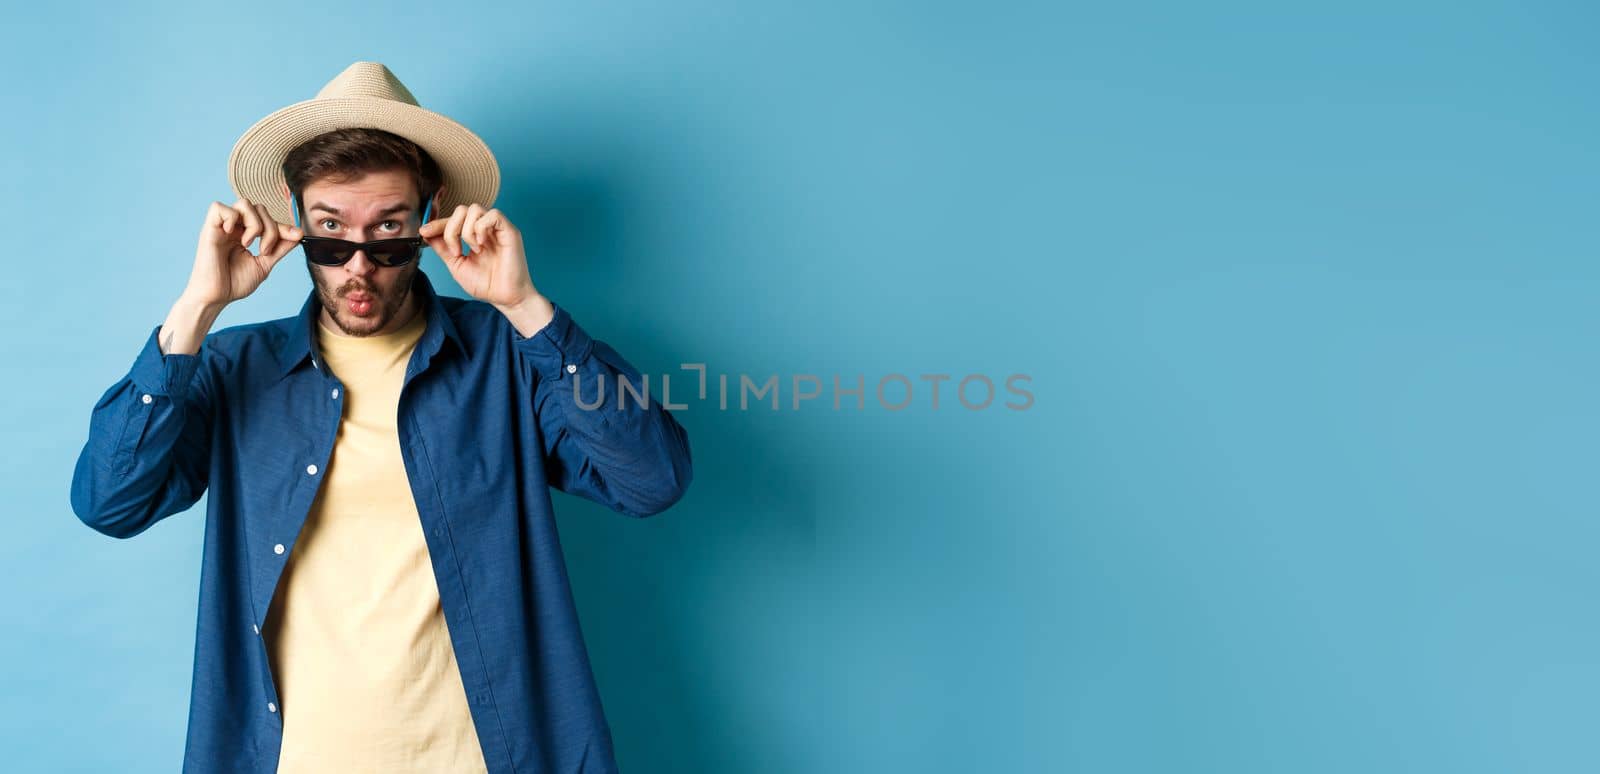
[{"xmin": 275, "ymin": 268, "xmax": 467, "ymax": 381}]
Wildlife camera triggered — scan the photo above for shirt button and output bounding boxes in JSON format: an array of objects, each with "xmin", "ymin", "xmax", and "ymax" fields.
[
  {"xmin": 306, "ymin": 464, "xmax": 318, "ymax": 475},
  {"xmin": 565, "ymin": 363, "xmax": 577, "ymax": 374},
  {"xmin": 274, "ymin": 543, "xmax": 285, "ymax": 555},
  {"xmin": 267, "ymin": 702, "xmax": 277, "ymax": 713},
  {"xmin": 331, "ymin": 388, "xmax": 340, "ymax": 399},
  {"xmin": 252, "ymin": 624, "xmax": 260, "ymax": 635},
  {"xmin": 141, "ymin": 394, "xmax": 153, "ymax": 404}
]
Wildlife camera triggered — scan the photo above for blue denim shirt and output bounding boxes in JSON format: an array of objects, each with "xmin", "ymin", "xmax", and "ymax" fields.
[{"xmin": 69, "ymin": 268, "xmax": 693, "ymax": 773}]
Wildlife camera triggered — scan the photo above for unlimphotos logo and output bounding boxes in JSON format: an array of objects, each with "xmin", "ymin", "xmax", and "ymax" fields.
[{"xmin": 568, "ymin": 364, "xmax": 1034, "ymax": 412}]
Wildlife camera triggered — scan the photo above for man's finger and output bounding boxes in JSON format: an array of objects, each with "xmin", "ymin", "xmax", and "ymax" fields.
[
  {"xmin": 418, "ymin": 216, "xmax": 447, "ymax": 254},
  {"xmin": 474, "ymin": 209, "xmax": 510, "ymax": 249},
  {"xmin": 234, "ymin": 199, "xmax": 263, "ymax": 250},
  {"xmin": 254, "ymin": 203, "xmax": 278, "ymax": 257},
  {"xmin": 470, "ymin": 209, "xmax": 493, "ymax": 249},
  {"xmin": 460, "ymin": 203, "xmax": 485, "ymax": 253},
  {"xmin": 211, "ymin": 203, "xmax": 240, "ymax": 239},
  {"xmin": 263, "ymin": 242, "xmax": 291, "ymax": 274},
  {"xmin": 442, "ymin": 205, "xmax": 468, "ymax": 260},
  {"xmin": 259, "ymin": 222, "xmax": 304, "ymax": 275},
  {"xmin": 424, "ymin": 236, "xmax": 454, "ymax": 263},
  {"xmin": 266, "ymin": 221, "xmax": 303, "ymax": 262}
]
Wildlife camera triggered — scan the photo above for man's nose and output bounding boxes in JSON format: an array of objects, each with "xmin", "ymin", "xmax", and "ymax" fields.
[{"xmin": 345, "ymin": 249, "xmax": 378, "ymax": 275}]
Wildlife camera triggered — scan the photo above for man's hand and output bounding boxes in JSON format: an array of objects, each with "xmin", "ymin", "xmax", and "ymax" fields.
[
  {"xmin": 182, "ymin": 198, "xmax": 303, "ymax": 309},
  {"xmin": 160, "ymin": 199, "xmax": 302, "ymax": 356},
  {"xmin": 420, "ymin": 204, "xmax": 554, "ymax": 336}
]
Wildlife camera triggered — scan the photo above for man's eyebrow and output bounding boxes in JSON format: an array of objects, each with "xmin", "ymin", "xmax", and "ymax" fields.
[{"xmin": 306, "ymin": 203, "xmax": 413, "ymax": 218}]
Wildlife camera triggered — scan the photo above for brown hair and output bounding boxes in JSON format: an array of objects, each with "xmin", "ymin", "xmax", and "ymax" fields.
[{"xmin": 281, "ymin": 127, "xmax": 443, "ymax": 223}]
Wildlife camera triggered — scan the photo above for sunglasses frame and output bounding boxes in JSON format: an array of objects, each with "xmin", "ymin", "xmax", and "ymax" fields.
[
  {"xmin": 299, "ymin": 235, "xmax": 426, "ymax": 268},
  {"xmin": 290, "ymin": 191, "xmax": 436, "ymax": 267}
]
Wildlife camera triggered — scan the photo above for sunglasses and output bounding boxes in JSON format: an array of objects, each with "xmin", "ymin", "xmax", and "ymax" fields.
[{"xmin": 291, "ymin": 192, "xmax": 435, "ymax": 267}]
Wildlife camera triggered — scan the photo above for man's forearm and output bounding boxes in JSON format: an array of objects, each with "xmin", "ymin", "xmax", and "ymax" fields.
[{"xmin": 159, "ymin": 296, "xmax": 226, "ymax": 355}]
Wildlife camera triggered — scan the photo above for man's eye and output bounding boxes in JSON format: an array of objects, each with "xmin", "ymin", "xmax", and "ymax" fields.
[
  {"xmin": 380, "ymin": 220, "xmax": 401, "ymax": 231},
  {"xmin": 320, "ymin": 219, "xmax": 339, "ymax": 230}
]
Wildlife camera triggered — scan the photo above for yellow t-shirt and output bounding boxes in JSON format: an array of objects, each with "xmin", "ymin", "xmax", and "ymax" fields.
[{"xmin": 263, "ymin": 306, "xmax": 488, "ymax": 773}]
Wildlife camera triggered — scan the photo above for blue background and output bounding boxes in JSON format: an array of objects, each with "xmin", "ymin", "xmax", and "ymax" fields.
[{"xmin": 4, "ymin": 1, "xmax": 1597, "ymax": 772}]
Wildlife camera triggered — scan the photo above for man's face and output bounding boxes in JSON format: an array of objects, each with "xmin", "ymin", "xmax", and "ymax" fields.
[{"xmin": 299, "ymin": 168, "xmax": 423, "ymax": 337}]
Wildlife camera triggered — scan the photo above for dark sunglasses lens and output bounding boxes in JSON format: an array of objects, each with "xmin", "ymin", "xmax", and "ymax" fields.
[
  {"xmin": 368, "ymin": 240, "xmax": 421, "ymax": 266},
  {"xmin": 303, "ymin": 240, "xmax": 354, "ymax": 266}
]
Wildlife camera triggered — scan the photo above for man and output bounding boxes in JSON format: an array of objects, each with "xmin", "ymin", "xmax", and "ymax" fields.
[{"xmin": 69, "ymin": 61, "xmax": 693, "ymax": 774}]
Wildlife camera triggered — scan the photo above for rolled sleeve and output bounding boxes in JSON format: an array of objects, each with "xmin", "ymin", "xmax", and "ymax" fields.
[
  {"xmin": 510, "ymin": 302, "xmax": 597, "ymax": 384},
  {"xmin": 129, "ymin": 324, "xmax": 204, "ymax": 401}
]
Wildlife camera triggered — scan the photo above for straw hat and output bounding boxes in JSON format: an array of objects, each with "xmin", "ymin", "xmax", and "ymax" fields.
[{"xmin": 227, "ymin": 61, "xmax": 500, "ymax": 226}]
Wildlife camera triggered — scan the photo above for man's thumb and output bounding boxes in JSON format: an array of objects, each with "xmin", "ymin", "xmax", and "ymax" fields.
[{"xmin": 265, "ymin": 223, "xmax": 303, "ymax": 263}]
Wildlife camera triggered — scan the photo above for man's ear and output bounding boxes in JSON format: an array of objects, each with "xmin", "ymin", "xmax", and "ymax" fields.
[
  {"xmin": 424, "ymin": 184, "xmax": 447, "ymax": 224},
  {"xmin": 279, "ymin": 181, "xmax": 299, "ymax": 228}
]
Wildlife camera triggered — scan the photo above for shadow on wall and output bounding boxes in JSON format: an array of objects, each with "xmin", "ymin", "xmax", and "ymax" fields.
[
  {"xmin": 441, "ymin": 72, "xmax": 1028, "ymax": 771},
  {"xmin": 476, "ymin": 95, "xmax": 819, "ymax": 773}
]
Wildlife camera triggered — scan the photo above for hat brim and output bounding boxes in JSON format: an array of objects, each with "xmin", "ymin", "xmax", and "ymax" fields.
[{"xmin": 227, "ymin": 97, "xmax": 500, "ymax": 227}]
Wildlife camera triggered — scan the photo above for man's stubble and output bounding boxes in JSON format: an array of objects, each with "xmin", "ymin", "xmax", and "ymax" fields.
[{"xmin": 306, "ymin": 258, "xmax": 419, "ymax": 337}]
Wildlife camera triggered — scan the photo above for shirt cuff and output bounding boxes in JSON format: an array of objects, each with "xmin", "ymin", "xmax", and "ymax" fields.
[
  {"xmin": 129, "ymin": 324, "xmax": 204, "ymax": 400},
  {"xmin": 511, "ymin": 302, "xmax": 596, "ymax": 383}
]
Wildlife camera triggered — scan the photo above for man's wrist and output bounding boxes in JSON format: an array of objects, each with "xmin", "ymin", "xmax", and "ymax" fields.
[
  {"xmin": 496, "ymin": 292, "xmax": 556, "ymax": 339},
  {"xmin": 173, "ymin": 292, "xmax": 228, "ymax": 320},
  {"xmin": 161, "ymin": 295, "xmax": 226, "ymax": 355}
]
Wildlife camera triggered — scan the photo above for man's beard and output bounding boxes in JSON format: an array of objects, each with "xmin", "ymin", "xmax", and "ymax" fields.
[{"xmin": 308, "ymin": 259, "xmax": 417, "ymax": 337}]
